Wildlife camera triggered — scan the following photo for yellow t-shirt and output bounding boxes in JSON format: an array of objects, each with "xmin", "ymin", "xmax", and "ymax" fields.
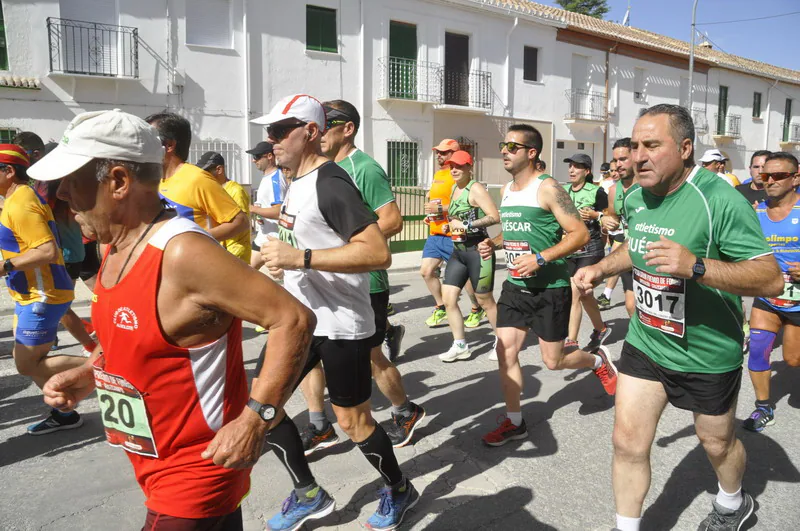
[
  {"xmin": 159, "ymin": 164, "xmax": 242, "ymax": 230},
  {"xmin": 0, "ymin": 185, "xmax": 74, "ymax": 305},
  {"xmin": 221, "ymin": 180, "xmax": 252, "ymax": 262},
  {"xmin": 428, "ymin": 168, "xmax": 455, "ymax": 236}
]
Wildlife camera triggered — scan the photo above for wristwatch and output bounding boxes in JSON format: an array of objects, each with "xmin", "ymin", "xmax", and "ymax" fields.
[
  {"xmin": 247, "ymin": 398, "xmax": 277, "ymax": 422},
  {"xmin": 691, "ymin": 257, "xmax": 706, "ymax": 280},
  {"xmin": 303, "ymin": 248, "xmax": 312, "ymax": 269},
  {"xmin": 3, "ymin": 259, "xmax": 14, "ymax": 273},
  {"xmin": 535, "ymin": 253, "xmax": 547, "ymax": 267}
]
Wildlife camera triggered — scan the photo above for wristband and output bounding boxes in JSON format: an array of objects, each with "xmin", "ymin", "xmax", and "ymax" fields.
[{"xmin": 304, "ymin": 248, "xmax": 312, "ymax": 269}]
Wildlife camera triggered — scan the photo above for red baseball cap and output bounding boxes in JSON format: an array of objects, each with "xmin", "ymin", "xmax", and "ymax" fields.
[
  {"xmin": 443, "ymin": 150, "xmax": 473, "ymax": 167},
  {"xmin": 0, "ymin": 144, "xmax": 30, "ymax": 167},
  {"xmin": 432, "ymin": 139, "xmax": 460, "ymax": 153}
]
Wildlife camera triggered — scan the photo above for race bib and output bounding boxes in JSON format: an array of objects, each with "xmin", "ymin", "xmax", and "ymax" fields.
[
  {"xmin": 504, "ymin": 240, "xmax": 535, "ymax": 279},
  {"xmin": 94, "ymin": 367, "xmax": 158, "ymax": 458},
  {"xmin": 633, "ymin": 267, "xmax": 686, "ymax": 338},
  {"xmin": 766, "ymin": 273, "xmax": 800, "ymax": 309},
  {"xmin": 451, "ymin": 228, "xmax": 467, "ymax": 243}
]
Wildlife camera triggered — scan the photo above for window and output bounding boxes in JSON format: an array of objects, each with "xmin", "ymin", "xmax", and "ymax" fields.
[
  {"xmin": 306, "ymin": 5, "xmax": 337, "ymax": 53},
  {"xmin": 633, "ymin": 68, "xmax": 645, "ymax": 101},
  {"xmin": 717, "ymin": 85, "xmax": 729, "ymax": 134},
  {"xmin": 0, "ymin": 128, "xmax": 18, "ymax": 143},
  {"xmin": 0, "ymin": 2, "xmax": 8, "ymax": 70},
  {"xmin": 523, "ymin": 46, "xmax": 539, "ymax": 82},
  {"xmin": 783, "ymin": 98, "xmax": 793, "ymax": 142},
  {"xmin": 753, "ymin": 92, "xmax": 762, "ymax": 119},
  {"xmin": 577, "ymin": 142, "xmax": 585, "ymax": 150},
  {"xmin": 556, "ymin": 141, "xmax": 565, "ymax": 149},
  {"xmin": 186, "ymin": 0, "xmax": 232, "ymax": 48},
  {"xmin": 387, "ymin": 140, "xmax": 419, "ymax": 187}
]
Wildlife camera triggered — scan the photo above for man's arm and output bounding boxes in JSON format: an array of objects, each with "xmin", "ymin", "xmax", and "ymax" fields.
[
  {"xmin": 596, "ymin": 240, "xmax": 633, "ymax": 278},
  {"xmin": 251, "ymin": 204, "xmax": 281, "ymax": 220},
  {"xmin": 538, "ymin": 180, "xmax": 590, "ymax": 262},
  {"xmin": 1, "ymin": 240, "xmax": 59, "ymax": 273},
  {"xmin": 207, "ymin": 211, "xmax": 249, "ymax": 241},
  {"xmin": 375, "ymin": 202, "xmax": 403, "ymax": 239}
]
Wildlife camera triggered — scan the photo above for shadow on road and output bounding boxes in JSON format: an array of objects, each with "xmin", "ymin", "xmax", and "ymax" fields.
[{"xmin": 0, "ymin": 411, "xmax": 105, "ymax": 467}]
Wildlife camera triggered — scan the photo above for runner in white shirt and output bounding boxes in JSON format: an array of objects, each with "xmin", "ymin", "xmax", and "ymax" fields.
[{"xmin": 248, "ymin": 141, "xmax": 287, "ymax": 271}]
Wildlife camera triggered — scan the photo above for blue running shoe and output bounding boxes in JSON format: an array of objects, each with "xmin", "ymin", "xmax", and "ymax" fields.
[
  {"xmin": 267, "ymin": 487, "xmax": 335, "ymax": 531},
  {"xmin": 27, "ymin": 409, "xmax": 83, "ymax": 436},
  {"xmin": 366, "ymin": 481, "xmax": 420, "ymax": 531}
]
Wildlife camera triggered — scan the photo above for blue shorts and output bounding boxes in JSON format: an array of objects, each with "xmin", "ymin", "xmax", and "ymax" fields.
[
  {"xmin": 422, "ymin": 234, "xmax": 453, "ymax": 261},
  {"xmin": 13, "ymin": 301, "xmax": 70, "ymax": 346}
]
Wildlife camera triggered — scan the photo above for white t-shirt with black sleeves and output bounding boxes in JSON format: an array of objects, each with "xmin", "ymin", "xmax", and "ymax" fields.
[{"xmin": 278, "ymin": 161, "xmax": 376, "ymax": 340}]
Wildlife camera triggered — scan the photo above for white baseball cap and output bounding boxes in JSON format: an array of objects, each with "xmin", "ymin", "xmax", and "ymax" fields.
[
  {"xmin": 698, "ymin": 149, "xmax": 727, "ymax": 163},
  {"xmin": 27, "ymin": 109, "xmax": 164, "ymax": 181},
  {"xmin": 250, "ymin": 94, "xmax": 326, "ymax": 129}
]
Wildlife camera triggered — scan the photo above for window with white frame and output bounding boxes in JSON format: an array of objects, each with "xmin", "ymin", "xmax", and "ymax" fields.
[{"xmin": 186, "ymin": 0, "xmax": 232, "ymax": 48}]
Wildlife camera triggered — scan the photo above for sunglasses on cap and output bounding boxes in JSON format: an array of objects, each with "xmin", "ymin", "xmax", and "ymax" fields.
[
  {"xmin": 326, "ymin": 119, "xmax": 348, "ymax": 129},
  {"xmin": 267, "ymin": 122, "xmax": 306, "ymax": 141},
  {"xmin": 759, "ymin": 172, "xmax": 798, "ymax": 182},
  {"xmin": 499, "ymin": 141, "xmax": 533, "ymax": 154}
]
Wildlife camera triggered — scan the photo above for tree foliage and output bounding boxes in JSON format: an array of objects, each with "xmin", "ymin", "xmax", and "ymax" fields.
[{"xmin": 555, "ymin": 0, "xmax": 610, "ymax": 19}]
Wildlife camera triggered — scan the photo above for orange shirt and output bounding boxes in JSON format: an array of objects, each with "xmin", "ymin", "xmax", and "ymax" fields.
[{"xmin": 428, "ymin": 168, "xmax": 455, "ymax": 236}]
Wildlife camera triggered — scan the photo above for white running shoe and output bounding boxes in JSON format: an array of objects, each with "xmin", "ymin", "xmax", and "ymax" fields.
[
  {"xmin": 439, "ymin": 343, "xmax": 471, "ymax": 362},
  {"xmin": 488, "ymin": 338, "xmax": 498, "ymax": 361}
]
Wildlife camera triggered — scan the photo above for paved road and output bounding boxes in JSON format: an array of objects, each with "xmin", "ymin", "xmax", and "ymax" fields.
[{"xmin": 1, "ymin": 267, "xmax": 798, "ymax": 530}]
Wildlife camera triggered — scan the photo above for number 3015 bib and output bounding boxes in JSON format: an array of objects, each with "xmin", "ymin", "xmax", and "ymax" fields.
[
  {"xmin": 503, "ymin": 240, "xmax": 535, "ymax": 279},
  {"xmin": 633, "ymin": 267, "xmax": 686, "ymax": 338},
  {"xmin": 93, "ymin": 367, "xmax": 158, "ymax": 458}
]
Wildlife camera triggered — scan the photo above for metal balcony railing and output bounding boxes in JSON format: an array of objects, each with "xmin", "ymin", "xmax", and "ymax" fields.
[
  {"xmin": 783, "ymin": 123, "xmax": 800, "ymax": 143},
  {"xmin": 714, "ymin": 113, "xmax": 741, "ymax": 138},
  {"xmin": 47, "ymin": 17, "xmax": 139, "ymax": 78},
  {"xmin": 565, "ymin": 89, "xmax": 606, "ymax": 121},
  {"xmin": 378, "ymin": 57, "xmax": 442, "ymax": 103},
  {"xmin": 443, "ymin": 68, "xmax": 492, "ymax": 109}
]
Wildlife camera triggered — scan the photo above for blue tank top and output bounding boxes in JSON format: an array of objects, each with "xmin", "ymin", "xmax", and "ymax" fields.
[{"xmin": 756, "ymin": 196, "xmax": 800, "ymax": 312}]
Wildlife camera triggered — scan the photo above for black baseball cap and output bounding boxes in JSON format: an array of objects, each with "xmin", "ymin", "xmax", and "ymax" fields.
[
  {"xmin": 246, "ymin": 141, "xmax": 274, "ymax": 157},
  {"xmin": 197, "ymin": 151, "xmax": 224, "ymax": 170},
  {"xmin": 323, "ymin": 105, "xmax": 356, "ymax": 123},
  {"xmin": 563, "ymin": 153, "xmax": 593, "ymax": 168},
  {"xmin": 600, "ymin": 162, "xmax": 611, "ymax": 172}
]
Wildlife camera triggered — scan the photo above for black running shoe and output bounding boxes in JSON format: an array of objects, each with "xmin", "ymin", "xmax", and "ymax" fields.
[
  {"xmin": 387, "ymin": 403, "xmax": 426, "ymax": 448},
  {"xmin": 300, "ymin": 423, "xmax": 340, "ymax": 456},
  {"xmin": 596, "ymin": 294, "xmax": 611, "ymax": 310},
  {"xmin": 742, "ymin": 404, "xmax": 775, "ymax": 433},
  {"xmin": 697, "ymin": 491, "xmax": 754, "ymax": 531},
  {"xmin": 384, "ymin": 325, "xmax": 406, "ymax": 362}
]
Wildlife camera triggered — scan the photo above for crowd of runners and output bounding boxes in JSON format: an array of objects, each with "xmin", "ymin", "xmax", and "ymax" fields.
[{"xmin": 0, "ymin": 95, "xmax": 797, "ymax": 531}]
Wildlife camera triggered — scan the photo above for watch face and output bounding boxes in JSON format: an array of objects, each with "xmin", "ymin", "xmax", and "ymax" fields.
[
  {"xmin": 262, "ymin": 406, "xmax": 276, "ymax": 420},
  {"xmin": 694, "ymin": 263, "xmax": 706, "ymax": 275}
]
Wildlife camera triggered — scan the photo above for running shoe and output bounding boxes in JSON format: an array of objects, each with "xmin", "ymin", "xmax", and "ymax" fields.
[
  {"xmin": 301, "ymin": 423, "xmax": 340, "ymax": 456},
  {"xmin": 697, "ymin": 491, "xmax": 754, "ymax": 531},
  {"xmin": 50, "ymin": 336, "xmax": 59, "ymax": 351},
  {"xmin": 27, "ymin": 410, "xmax": 83, "ymax": 436},
  {"xmin": 564, "ymin": 338, "xmax": 579, "ymax": 351},
  {"xmin": 438, "ymin": 343, "xmax": 471, "ymax": 362},
  {"xmin": 365, "ymin": 481, "xmax": 419, "ymax": 531},
  {"xmin": 488, "ymin": 337, "xmax": 499, "ymax": 361},
  {"xmin": 267, "ymin": 487, "xmax": 336, "ymax": 531},
  {"xmin": 387, "ymin": 402, "xmax": 426, "ymax": 448},
  {"xmin": 255, "ymin": 325, "xmax": 268, "ymax": 334},
  {"xmin": 384, "ymin": 324, "xmax": 405, "ymax": 362},
  {"xmin": 742, "ymin": 323, "xmax": 750, "ymax": 354},
  {"xmin": 742, "ymin": 404, "xmax": 775, "ymax": 433},
  {"xmin": 596, "ymin": 294, "xmax": 611, "ymax": 310},
  {"xmin": 593, "ymin": 346, "xmax": 618, "ymax": 395},
  {"xmin": 464, "ymin": 308, "xmax": 486, "ymax": 328},
  {"xmin": 386, "ymin": 303, "xmax": 396, "ymax": 316},
  {"xmin": 482, "ymin": 417, "xmax": 528, "ymax": 447},
  {"xmin": 586, "ymin": 325, "xmax": 612, "ymax": 352},
  {"xmin": 425, "ymin": 307, "xmax": 447, "ymax": 327}
]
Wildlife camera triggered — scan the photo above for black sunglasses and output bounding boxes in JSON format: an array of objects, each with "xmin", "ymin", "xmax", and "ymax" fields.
[
  {"xmin": 499, "ymin": 141, "xmax": 533, "ymax": 154},
  {"xmin": 267, "ymin": 122, "xmax": 306, "ymax": 141}
]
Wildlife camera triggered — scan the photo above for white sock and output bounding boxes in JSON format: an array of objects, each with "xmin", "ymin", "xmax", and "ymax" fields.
[
  {"xmin": 454, "ymin": 339, "xmax": 467, "ymax": 349},
  {"xmin": 593, "ymin": 354, "xmax": 603, "ymax": 369},
  {"xmin": 615, "ymin": 514, "xmax": 641, "ymax": 531},
  {"xmin": 715, "ymin": 484, "xmax": 743, "ymax": 511},
  {"xmin": 604, "ymin": 287, "xmax": 613, "ymax": 298},
  {"xmin": 506, "ymin": 411, "xmax": 523, "ymax": 426}
]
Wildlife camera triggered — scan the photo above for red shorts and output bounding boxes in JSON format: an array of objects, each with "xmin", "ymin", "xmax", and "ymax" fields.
[{"xmin": 142, "ymin": 507, "xmax": 242, "ymax": 531}]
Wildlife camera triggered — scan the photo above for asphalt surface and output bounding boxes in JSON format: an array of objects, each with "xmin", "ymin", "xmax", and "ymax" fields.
[{"xmin": 1, "ymin": 266, "xmax": 798, "ymax": 531}]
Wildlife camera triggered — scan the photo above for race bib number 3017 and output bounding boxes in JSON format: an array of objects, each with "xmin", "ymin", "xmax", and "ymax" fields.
[
  {"xmin": 633, "ymin": 267, "xmax": 686, "ymax": 338},
  {"xmin": 93, "ymin": 368, "xmax": 158, "ymax": 458}
]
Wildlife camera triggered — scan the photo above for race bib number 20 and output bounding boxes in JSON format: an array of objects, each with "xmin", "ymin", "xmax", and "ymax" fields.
[{"xmin": 633, "ymin": 267, "xmax": 686, "ymax": 338}]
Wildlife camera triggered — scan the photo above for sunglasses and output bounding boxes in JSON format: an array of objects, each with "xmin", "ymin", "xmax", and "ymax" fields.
[
  {"xmin": 326, "ymin": 119, "xmax": 348, "ymax": 129},
  {"xmin": 267, "ymin": 122, "xmax": 306, "ymax": 141},
  {"xmin": 759, "ymin": 172, "xmax": 798, "ymax": 182},
  {"xmin": 499, "ymin": 141, "xmax": 533, "ymax": 154}
]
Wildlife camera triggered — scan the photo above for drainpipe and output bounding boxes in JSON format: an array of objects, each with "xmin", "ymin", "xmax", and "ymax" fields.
[
  {"xmin": 764, "ymin": 78, "xmax": 779, "ymax": 149},
  {"xmin": 504, "ymin": 16, "xmax": 519, "ymax": 116},
  {"xmin": 603, "ymin": 43, "xmax": 618, "ymax": 163},
  {"xmin": 242, "ymin": 0, "xmax": 251, "ymax": 186},
  {"xmin": 359, "ymin": 0, "xmax": 368, "ymax": 153}
]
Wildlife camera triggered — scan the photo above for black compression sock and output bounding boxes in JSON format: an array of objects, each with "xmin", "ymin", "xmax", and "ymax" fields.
[
  {"xmin": 356, "ymin": 423, "xmax": 404, "ymax": 487},
  {"xmin": 265, "ymin": 416, "xmax": 316, "ymax": 489}
]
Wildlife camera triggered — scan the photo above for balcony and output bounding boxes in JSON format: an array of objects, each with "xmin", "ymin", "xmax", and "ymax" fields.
[
  {"xmin": 377, "ymin": 57, "xmax": 492, "ymax": 112},
  {"xmin": 713, "ymin": 113, "xmax": 741, "ymax": 141},
  {"xmin": 780, "ymin": 123, "xmax": 800, "ymax": 147},
  {"xmin": 47, "ymin": 17, "xmax": 139, "ymax": 78},
  {"xmin": 564, "ymin": 89, "xmax": 606, "ymax": 124}
]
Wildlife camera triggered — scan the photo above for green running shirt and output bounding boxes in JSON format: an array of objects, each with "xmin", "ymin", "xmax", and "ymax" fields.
[{"xmin": 448, "ymin": 181, "xmax": 488, "ymax": 246}]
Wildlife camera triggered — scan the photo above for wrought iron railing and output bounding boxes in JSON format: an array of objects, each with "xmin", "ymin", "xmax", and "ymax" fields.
[
  {"xmin": 47, "ymin": 17, "xmax": 139, "ymax": 78},
  {"xmin": 714, "ymin": 113, "xmax": 741, "ymax": 138},
  {"xmin": 784, "ymin": 123, "xmax": 800, "ymax": 143},
  {"xmin": 443, "ymin": 69, "xmax": 492, "ymax": 109},
  {"xmin": 564, "ymin": 89, "xmax": 606, "ymax": 121}
]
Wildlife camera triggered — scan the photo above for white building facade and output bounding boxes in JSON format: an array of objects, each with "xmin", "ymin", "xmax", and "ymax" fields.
[{"xmin": 2, "ymin": 0, "xmax": 800, "ymax": 190}]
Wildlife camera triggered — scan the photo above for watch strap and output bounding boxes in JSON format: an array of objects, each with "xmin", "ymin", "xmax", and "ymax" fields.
[{"xmin": 303, "ymin": 248, "xmax": 312, "ymax": 269}]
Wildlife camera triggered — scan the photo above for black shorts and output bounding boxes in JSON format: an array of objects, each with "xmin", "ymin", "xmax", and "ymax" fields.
[
  {"xmin": 566, "ymin": 254, "xmax": 602, "ymax": 277},
  {"xmin": 79, "ymin": 241, "xmax": 101, "ymax": 281},
  {"xmin": 752, "ymin": 298, "xmax": 800, "ymax": 326},
  {"xmin": 496, "ymin": 281, "xmax": 571, "ymax": 342},
  {"xmin": 143, "ymin": 507, "xmax": 242, "ymax": 531},
  {"xmin": 367, "ymin": 290, "xmax": 390, "ymax": 348},
  {"xmin": 618, "ymin": 342, "xmax": 742, "ymax": 416},
  {"xmin": 65, "ymin": 262, "xmax": 82, "ymax": 282},
  {"xmin": 255, "ymin": 335, "xmax": 372, "ymax": 408},
  {"xmin": 442, "ymin": 245, "xmax": 496, "ymax": 294},
  {"xmin": 610, "ymin": 232, "xmax": 626, "ymax": 244},
  {"xmin": 620, "ymin": 270, "xmax": 633, "ymax": 292}
]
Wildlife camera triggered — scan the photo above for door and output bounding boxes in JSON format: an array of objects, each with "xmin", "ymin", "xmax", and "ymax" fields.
[
  {"xmin": 679, "ymin": 77, "xmax": 689, "ymax": 108},
  {"xmin": 58, "ymin": 0, "xmax": 119, "ymax": 75},
  {"xmin": 570, "ymin": 54, "xmax": 589, "ymax": 118},
  {"xmin": 444, "ymin": 32, "xmax": 469, "ymax": 106},
  {"xmin": 555, "ymin": 140, "xmax": 595, "ymax": 184},
  {"xmin": 717, "ymin": 85, "xmax": 729, "ymax": 135},
  {"xmin": 389, "ymin": 21, "xmax": 417, "ymax": 100}
]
